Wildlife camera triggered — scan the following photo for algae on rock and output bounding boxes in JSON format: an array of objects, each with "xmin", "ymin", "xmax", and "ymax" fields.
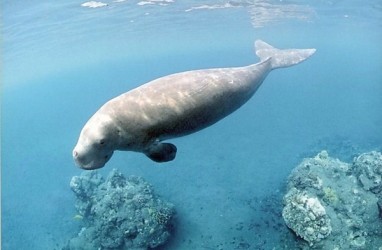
[
  {"xmin": 66, "ymin": 169, "xmax": 175, "ymax": 250},
  {"xmin": 282, "ymin": 151, "xmax": 382, "ymax": 249}
]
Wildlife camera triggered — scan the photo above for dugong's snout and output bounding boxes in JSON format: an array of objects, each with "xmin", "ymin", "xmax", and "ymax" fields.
[{"xmin": 72, "ymin": 146, "xmax": 113, "ymax": 170}]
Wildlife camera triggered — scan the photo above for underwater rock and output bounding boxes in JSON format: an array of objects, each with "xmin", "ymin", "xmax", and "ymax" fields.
[
  {"xmin": 352, "ymin": 151, "xmax": 382, "ymax": 194},
  {"xmin": 66, "ymin": 169, "xmax": 175, "ymax": 250},
  {"xmin": 378, "ymin": 199, "xmax": 382, "ymax": 219},
  {"xmin": 282, "ymin": 187, "xmax": 331, "ymax": 245},
  {"xmin": 283, "ymin": 151, "xmax": 382, "ymax": 249}
]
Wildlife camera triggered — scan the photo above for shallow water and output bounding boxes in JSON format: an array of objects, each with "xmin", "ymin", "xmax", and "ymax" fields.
[{"xmin": 2, "ymin": 0, "xmax": 382, "ymax": 249}]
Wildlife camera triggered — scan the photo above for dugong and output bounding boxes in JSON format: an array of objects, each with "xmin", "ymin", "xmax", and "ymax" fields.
[{"xmin": 73, "ymin": 40, "xmax": 315, "ymax": 169}]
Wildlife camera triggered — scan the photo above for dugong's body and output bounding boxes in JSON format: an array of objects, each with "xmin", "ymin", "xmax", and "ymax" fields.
[{"xmin": 73, "ymin": 40, "xmax": 315, "ymax": 169}]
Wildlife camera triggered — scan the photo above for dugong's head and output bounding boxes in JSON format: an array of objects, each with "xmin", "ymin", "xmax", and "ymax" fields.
[{"xmin": 73, "ymin": 114, "xmax": 118, "ymax": 170}]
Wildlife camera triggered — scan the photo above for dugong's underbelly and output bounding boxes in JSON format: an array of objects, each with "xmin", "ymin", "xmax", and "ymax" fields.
[{"xmin": 104, "ymin": 65, "xmax": 266, "ymax": 142}]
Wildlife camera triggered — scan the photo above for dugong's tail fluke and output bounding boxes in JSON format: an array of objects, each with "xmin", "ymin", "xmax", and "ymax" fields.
[{"xmin": 255, "ymin": 40, "xmax": 316, "ymax": 70}]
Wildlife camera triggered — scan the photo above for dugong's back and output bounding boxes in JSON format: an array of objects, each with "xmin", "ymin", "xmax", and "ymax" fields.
[{"xmin": 105, "ymin": 65, "xmax": 266, "ymax": 140}]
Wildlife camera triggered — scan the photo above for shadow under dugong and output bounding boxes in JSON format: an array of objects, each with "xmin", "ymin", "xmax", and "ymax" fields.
[{"xmin": 73, "ymin": 40, "xmax": 316, "ymax": 169}]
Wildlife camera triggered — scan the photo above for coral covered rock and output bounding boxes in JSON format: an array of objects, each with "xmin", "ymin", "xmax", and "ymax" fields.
[
  {"xmin": 282, "ymin": 188, "xmax": 331, "ymax": 245},
  {"xmin": 66, "ymin": 169, "xmax": 175, "ymax": 250},
  {"xmin": 352, "ymin": 151, "xmax": 382, "ymax": 194},
  {"xmin": 283, "ymin": 151, "xmax": 382, "ymax": 249}
]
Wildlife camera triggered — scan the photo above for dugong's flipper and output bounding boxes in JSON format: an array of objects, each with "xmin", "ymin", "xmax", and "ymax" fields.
[
  {"xmin": 255, "ymin": 40, "xmax": 316, "ymax": 69},
  {"xmin": 144, "ymin": 143, "xmax": 177, "ymax": 162}
]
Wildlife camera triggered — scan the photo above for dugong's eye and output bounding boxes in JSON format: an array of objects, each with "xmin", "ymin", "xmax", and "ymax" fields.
[{"xmin": 99, "ymin": 139, "xmax": 106, "ymax": 145}]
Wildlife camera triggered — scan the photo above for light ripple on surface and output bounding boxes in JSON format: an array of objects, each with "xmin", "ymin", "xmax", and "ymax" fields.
[
  {"xmin": 81, "ymin": 1, "xmax": 108, "ymax": 8},
  {"xmin": 137, "ymin": 0, "xmax": 174, "ymax": 6},
  {"xmin": 248, "ymin": 0, "xmax": 315, "ymax": 28},
  {"xmin": 3, "ymin": 0, "xmax": 381, "ymax": 85}
]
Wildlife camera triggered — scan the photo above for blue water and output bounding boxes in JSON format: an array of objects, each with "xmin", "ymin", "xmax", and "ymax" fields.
[{"xmin": 2, "ymin": 0, "xmax": 382, "ymax": 249}]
